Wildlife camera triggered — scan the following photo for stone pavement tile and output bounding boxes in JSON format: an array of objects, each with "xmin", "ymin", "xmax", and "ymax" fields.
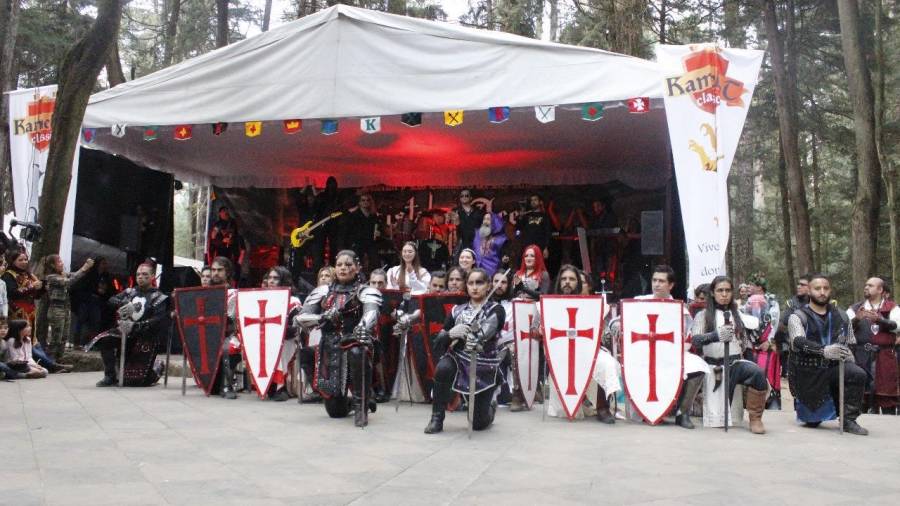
[
  {"xmin": 456, "ymin": 488, "xmax": 594, "ymax": 506},
  {"xmin": 154, "ymin": 478, "xmax": 281, "ymax": 506},
  {"xmin": 253, "ymin": 470, "xmax": 397, "ymax": 498},
  {"xmin": 348, "ymin": 485, "xmax": 457, "ymax": 506},
  {"xmin": 43, "ymin": 480, "xmax": 168, "ymax": 506},
  {"xmin": 280, "ymin": 493, "xmax": 365, "ymax": 505},
  {"xmin": 0, "ymin": 487, "xmax": 43, "ymax": 506},
  {"xmin": 0, "ymin": 471, "xmax": 42, "ymax": 492},
  {"xmin": 34, "ymin": 445, "xmax": 132, "ymax": 470},
  {"xmin": 40, "ymin": 465, "xmax": 147, "ymax": 487},
  {"xmin": 139, "ymin": 459, "xmax": 236, "ymax": 483}
]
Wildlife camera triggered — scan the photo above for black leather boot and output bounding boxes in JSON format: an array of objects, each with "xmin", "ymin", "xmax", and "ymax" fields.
[
  {"xmin": 765, "ymin": 389, "xmax": 782, "ymax": 410},
  {"xmin": 595, "ymin": 386, "xmax": 615, "ymax": 424},
  {"xmin": 220, "ymin": 355, "xmax": 237, "ymax": 399},
  {"xmin": 674, "ymin": 376, "xmax": 702, "ymax": 429},
  {"xmin": 843, "ymin": 387, "xmax": 869, "ymax": 436},
  {"xmin": 424, "ymin": 404, "xmax": 445, "ymax": 434}
]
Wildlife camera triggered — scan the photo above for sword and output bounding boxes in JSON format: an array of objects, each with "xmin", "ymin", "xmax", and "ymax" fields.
[
  {"xmin": 394, "ymin": 293, "xmax": 417, "ymax": 412},
  {"xmin": 164, "ymin": 314, "xmax": 175, "ymax": 388},
  {"xmin": 117, "ymin": 321, "xmax": 129, "ymax": 388},
  {"xmin": 181, "ymin": 347, "xmax": 187, "ymax": 396},
  {"xmin": 296, "ymin": 330, "xmax": 303, "ymax": 404},
  {"xmin": 723, "ymin": 310, "xmax": 732, "ymax": 433},
  {"xmin": 839, "ymin": 358, "xmax": 845, "ymax": 435},
  {"xmin": 360, "ymin": 341, "xmax": 368, "ymax": 429}
]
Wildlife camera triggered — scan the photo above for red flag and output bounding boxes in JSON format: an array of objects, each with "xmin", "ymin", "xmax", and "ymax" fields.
[
  {"xmin": 283, "ymin": 119, "xmax": 302, "ymax": 134},
  {"xmin": 627, "ymin": 97, "xmax": 650, "ymax": 113},
  {"xmin": 174, "ymin": 125, "xmax": 193, "ymax": 140}
]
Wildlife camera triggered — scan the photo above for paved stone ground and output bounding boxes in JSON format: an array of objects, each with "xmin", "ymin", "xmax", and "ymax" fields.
[{"xmin": 2, "ymin": 372, "xmax": 898, "ymax": 506}]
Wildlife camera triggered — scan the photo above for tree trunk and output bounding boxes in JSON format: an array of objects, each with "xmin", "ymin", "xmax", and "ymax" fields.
[
  {"xmin": 837, "ymin": 0, "xmax": 881, "ymax": 299},
  {"xmin": 810, "ymin": 133, "xmax": 822, "ymax": 272},
  {"xmin": 262, "ymin": 0, "xmax": 273, "ymax": 31},
  {"xmin": 31, "ymin": 0, "xmax": 123, "ymax": 264},
  {"xmin": 763, "ymin": 0, "xmax": 814, "ymax": 276},
  {"xmin": 549, "ymin": 0, "xmax": 558, "ymax": 41},
  {"xmin": 658, "ymin": 0, "xmax": 666, "ymax": 44},
  {"xmin": 216, "ymin": 0, "xmax": 229, "ymax": 48},
  {"xmin": 777, "ymin": 141, "xmax": 796, "ymax": 287},
  {"xmin": 0, "ymin": 0, "xmax": 21, "ymax": 218},
  {"xmin": 873, "ymin": 0, "xmax": 898, "ymax": 294},
  {"xmin": 162, "ymin": 0, "xmax": 181, "ymax": 66},
  {"xmin": 105, "ymin": 39, "xmax": 126, "ymax": 87}
]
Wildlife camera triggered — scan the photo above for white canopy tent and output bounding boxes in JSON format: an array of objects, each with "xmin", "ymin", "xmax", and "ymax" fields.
[{"xmin": 82, "ymin": 4, "xmax": 672, "ymax": 189}]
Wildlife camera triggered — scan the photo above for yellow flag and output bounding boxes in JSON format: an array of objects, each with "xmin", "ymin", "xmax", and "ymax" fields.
[
  {"xmin": 444, "ymin": 110, "xmax": 464, "ymax": 127},
  {"xmin": 245, "ymin": 121, "xmax": 262, "ymax": 137}
]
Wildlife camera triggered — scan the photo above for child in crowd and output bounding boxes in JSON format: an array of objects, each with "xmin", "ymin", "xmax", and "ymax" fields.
[{"xmin": 1, "ymin": 319, "xmax": 47, "ymax": 379}]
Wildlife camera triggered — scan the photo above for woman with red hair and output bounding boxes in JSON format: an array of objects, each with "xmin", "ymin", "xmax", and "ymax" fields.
[{"xmin": 512, "ymin": 245, "xmax": 551, "ymax": 297}]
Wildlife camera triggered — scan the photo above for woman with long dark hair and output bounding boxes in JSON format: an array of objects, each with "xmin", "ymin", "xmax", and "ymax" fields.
[
  {"xmin": 386, "ymin": 242, "xmax": 431, "ymax": 294},
  {"xmin": 2, "ymin": 248, "xmax": 44, "ymax": 327}
]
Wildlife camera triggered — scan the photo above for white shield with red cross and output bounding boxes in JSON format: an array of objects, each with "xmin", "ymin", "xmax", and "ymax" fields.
[
  {"xmin": 513, "ymin": 300, "xmax": 541, "ymax": 409},
  {"xmin": 236, "ymin": 288, "xmax": 290, "ymax": 399},
  {"xmin": 540, "ymin": 295, "xmax": 605, "ymax": 420},
  {"xmin": 621, "ymin": 299, "xmax": 685, "ymax": 425}
]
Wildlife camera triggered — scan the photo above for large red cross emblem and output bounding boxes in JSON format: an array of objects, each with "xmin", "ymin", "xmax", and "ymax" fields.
[
  {"xmin": 630, "ymin": 314, "xmax": 674, "ymax": 401},
  {"xmin": 183, "ymin": 297, "xmax": 222, "ymax": 374},
  {"xmin": 518, "ymin": 314, "xmax": 539, "ymax": 390},
  {"xmin": 242, "ymin": 299, "xmax": 282, "ymax": 377},
  {"xmin": 549, "ymin": 307, "xmax": 594, "ymax": 395}
]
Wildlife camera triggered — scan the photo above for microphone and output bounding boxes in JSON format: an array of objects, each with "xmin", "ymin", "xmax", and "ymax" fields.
[{"xmin": 10, "ymin": 219, "xmax": 42, "ymax": 232}]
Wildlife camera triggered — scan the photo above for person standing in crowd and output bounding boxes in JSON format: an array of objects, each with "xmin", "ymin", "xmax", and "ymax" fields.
[
  {"xmin": 847, "ymin": 277, "xmax": 899, "ymax": 414},
  {"xmin": 2, "ymin": 248, "xmax": 44, "ymax": 328},
  {"xmin": 515, "ymin": 194, "xmax": 552, "ymax": 260},
  {"xmin": 368, "ymin": 269, "xmax": 387, "ymax": 291},
  {"xmin": 425, "ymin": 268, "xmax": 505, "ymax": 434},
  {"xmin": 513, "ymin": 245, "xmax": 551, "ymax": 297},
  {"xmin": 199, "ymin": 266, "xmax": 212, "ymax": 287},
  {"xmin": 446, "ymin": 266, "xmax": 467, "ymax": 293},
  {"xmin": 387, "ymin": 242, "xmax": 431, "ymax": 294},
  {"xmin": 94, "ymin": 263, "xmax": 168, "ymax": 387},
  {"xmin": 775, "ymin": 274, "xmax": 811, "ymax": 380},
  {"xmin": 314, "ymin": 176, "xmax": 342, "ymax": 264},
  {"xmin": 0, "ymin": 254, "xmax": 8, "ymax": 319},
  {"xmin": 295, "ymin": 250, "xmax": 382, "ymax": 427},
  {"xmin": 688, "ymin": 276, "xmax": 769, "ymax": 434},
  {"xmin": 688, "ymin": 284, "xmax": 709, "ymax": 317},
  {"xmin": 38, "ymin": 255, "xmax": 94, "ymax": 359},
  {"xmin": 787, "ymin": 274, "xmax": 869, "ymax": 435},
  {"xmin": 450, "ymin": 189, "xmax": 483, "ymax": 256},
  {"xmin": 474, "ymin": 212, "xmax": 508, "ymax": 277},
  {"xmin": 428, "ymin": 271, "xmax": 447, "ymax": 293},
  {"xmin": 2, "ymin": 319, "xmax": 47, "ymax": 379},
  {"xmin": 342, "ymin": 193, "xmax": 382, "ymax": 271},
  {"xmin": 208, "ymin": 206, "xmax": 245, "ymax": 283},
  {"xmin": 316, "ymin": 266, "xmax": 335, "ymax": 286},
  {"xmin": 457, "ymin": 248, "xmax": 476, "ymax": 272}
]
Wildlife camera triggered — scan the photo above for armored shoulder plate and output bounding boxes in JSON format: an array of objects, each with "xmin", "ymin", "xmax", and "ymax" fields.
[
  {"xmin": 357, "ymin": 285, "xmax": 383, "ymax": 306},
  {"xmin": 304, "ymin": 284, "xmax": 330, "ymax": 306}
]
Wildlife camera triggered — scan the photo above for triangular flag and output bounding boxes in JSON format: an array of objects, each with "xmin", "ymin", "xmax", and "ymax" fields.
[
  {"xmin": 444, "ymin": 110, "xmax": 464, "ymax": 127},
  {"xmin": 174, "ymin": 125, "xmax": 193, "ymax": 141},
  {"xmin": 245, "ymin": 121, "xmax": 262, "ymax": 137},
  {"xmin": 360, "ymin": 117, "xmax": 381, "ymax": 134},
  {"xmin": 627, "ymin": 97, "xmax": 650, "ymax": 113},
  {"xmin": 488, "ymin": 107, "xmax": 510, "ymax": 123},
  {"xmin": 111, "ymin": 124, "xmax": 127, "ymax": 138},
  {"xmin": 283, "ymin": 119, "xmax": 302, "ymax": 134},
  {"xmin": 143, "ymin": 126, "xmax": 159, "ymax": 141},
  {"xmin": 401, "ymin": 113, "xmax": 422, "ymax": 127},
  {"xmin": 535, "ymin": 105, "xmax": 556, "ymax": 123},
  {"xmin": 321, "ymin": 119, "xmax": 339, "ymax": 135},
  {"xmin": 212, "ymin": 122, "xmax": 228, "ymax": 136},
  {"xmin": 581, "ymin": 103, "xmax": 604, "ymax": 121},
  {"xmin": 82, "ymin": 128, "xmax": 96, "ymax": 144}
]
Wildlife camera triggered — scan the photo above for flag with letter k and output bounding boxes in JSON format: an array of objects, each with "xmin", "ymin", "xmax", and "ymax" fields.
[
  {"xmin": 174, "ymin": 287, "xmax": 228, "ymax": 395},
  {"xmin": 540, "ymin": 295, "xmax": 605, "ymax": 420},
  {"xmin": 621, "ymin": 299, "xmax": 685, "ymax": 425},
  {"xmin": 236, "ymin": 288, "xmax": 290, "ymax": 399}
]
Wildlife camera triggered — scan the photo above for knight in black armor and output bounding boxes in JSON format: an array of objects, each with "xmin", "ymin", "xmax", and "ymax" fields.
[
  {"xmin": 295, "ymin": 250, "xmax": 382, "ymax": 427},
  {"xmin": 425, "ymin": 268, "xmax": 506, "ymax": 434},
  {"xmin": 95, "ymin": 263, "xmax": 168, "ymax": 387}
]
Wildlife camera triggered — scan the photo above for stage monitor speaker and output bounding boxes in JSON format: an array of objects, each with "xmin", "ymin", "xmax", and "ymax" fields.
[
  {"xmin": 641, "ymin": 210, "xmax": 664, "ymax": 256},
  {"xmin": 119, "ymin": 216, "xmax": 142, "ymax": 253}
]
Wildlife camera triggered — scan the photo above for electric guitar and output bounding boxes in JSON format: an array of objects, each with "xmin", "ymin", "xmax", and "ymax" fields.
[{"xmin": 290, "ymin": 211, "xmax": 343, "ymax": 248}]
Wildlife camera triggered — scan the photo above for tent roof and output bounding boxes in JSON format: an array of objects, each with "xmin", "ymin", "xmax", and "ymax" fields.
[{"xmin": 82, "ymin": 5, "xmax": 671, "ymax": 188}]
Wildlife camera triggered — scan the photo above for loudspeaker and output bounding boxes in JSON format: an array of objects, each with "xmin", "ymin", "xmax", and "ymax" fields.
[
  {"xmin": 641, "ymin": 210, "xmax": 664, "ymax": 256},
  {"xmin": 119, "ymin": 215, "xmax": 142, "ymax": 252}
]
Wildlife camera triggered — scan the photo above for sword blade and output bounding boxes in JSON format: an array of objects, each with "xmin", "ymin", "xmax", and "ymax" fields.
[
  {"xmin": 723, "ymin": 342, "xmax": 730, "ymax": 433},
  {"xmin": 296, "ymin": 338, "xmax": 303, "ymax": 404},
  {"xmin": 164, "ymin": 319, "xmax": 174, "ymax": 388},
  {"xmin": 468, "ymin": 349, "xmax": 477, "ymax": 438},
  {"xmin": 395, "ymin": 330, "xmax": 409, "ymax": 412},
  {"xmin": 118, "ymin": 324, "xmax": 128, "ymax": 388},
  {"xmin": 839, "ymin": 359, "xmax": 845, "ymax": 435}
]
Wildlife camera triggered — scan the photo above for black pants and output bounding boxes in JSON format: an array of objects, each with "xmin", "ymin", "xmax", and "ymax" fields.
[
  {"xmin": 346, "ymin": 345, "xmax": 371, "ymax": 400},
  {"xmin": 432, "ymin": 354, "xmax": 495, "ymax": 430},
  {"xmin": 727, "ymin": 359, "xmax": 768, "ymax": 398},
  {"xmin": 826, "ymin": 361, "xmax": 867, "ymax": 420}
]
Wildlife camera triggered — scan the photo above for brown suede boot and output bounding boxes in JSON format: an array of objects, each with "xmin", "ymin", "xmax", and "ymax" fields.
[
  {"xmin": 746, "ymin": 387, "xmax": 767, "ymax": 435},
  {"xmin": 510, "ymin": 390, "xmax": 525, "ymax": 412}
]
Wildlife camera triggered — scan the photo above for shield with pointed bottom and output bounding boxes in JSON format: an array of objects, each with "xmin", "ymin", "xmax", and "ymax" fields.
[
  {"xmin": 512, "ymin": 300, "xmax": 541, "ymax": 409},
  {"xmin": 621, "ymin": 299, "xmax": 684, "ymax": 425},
  {"xmin": 418, "ymin": 293, "xmax": 468, "ymax": 398},
  {"xmin": 236, "ymin": 288, "xmax": 290, "ymax": 399},
  {"xmin": 540, "ymin": 295, "xmax": 605, "ymax": 420},
  {"xmin": 174, "ymin": 287, "xmax": 227, "ymax": 396}
]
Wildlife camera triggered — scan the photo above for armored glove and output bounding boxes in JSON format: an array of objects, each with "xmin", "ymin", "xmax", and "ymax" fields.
[
  {"xmin": 392, "ymin": 314, "xmax": 411, "ymax": 336},
  {"xmin": 117, "ymin": 303, "xmax": 135, "ymax": 320},
  {"xmin": 448, "ymin": 323, "xmax": 471, "ymax": 340},
  {"xmin": 823, "ymin": 344, "xmax": 852, "ymax": 361},
  {"xmin": 465, "ymin": 332, "xmax": 482, "ymax": 352},
  {"xmin": 352, "ymin": 324, "xmax": 372, "ymax": 345},
  {"xmin": 320, "ymin": 307, "xmax": 341, "ymax": 325},
  {"xmin": 716, "ymin": 324, "xmax": 735, "ymax": 343}
]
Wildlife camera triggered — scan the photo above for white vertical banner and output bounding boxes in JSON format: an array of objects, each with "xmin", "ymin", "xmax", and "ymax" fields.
[
  {"xmin": 6, "ymin": 85, "xmax": 80, "ymax": 267},
  {"xmin": 657, "ymin": 44, "xmax": 764, "ymax": 295}
]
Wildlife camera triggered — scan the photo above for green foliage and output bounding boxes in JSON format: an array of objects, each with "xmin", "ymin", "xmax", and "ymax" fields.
[{"xmin": 14, "ymin": 0, "xmax": 94, "ymax": 87}]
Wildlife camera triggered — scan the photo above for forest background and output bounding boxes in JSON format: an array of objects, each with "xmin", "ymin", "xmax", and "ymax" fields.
[{"xmin": 0, "ymin": 0, "xmax": 897, "ymax": 304}]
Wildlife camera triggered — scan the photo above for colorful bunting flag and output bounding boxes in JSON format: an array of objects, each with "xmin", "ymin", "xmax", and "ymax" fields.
[
  {"xmin": 283, "ymin": 119, "xmax": 302, "ymax": 134},
  {"xmin": 212, "ymin": 122, "xmax": 228, "ymax": 136},
  {"xmin": 401, "ymin": 113, "xmax": 422, "ymax": 127},
  {"xmin": 111, "ymin": 124, "xmax": 127, "ymax": 138},
  {"xmin": 82, "ymin": 128, "xmax": 96, "ymax": 144},
  {"xmin": 581, "ymin": 103, "xmax": 604, "ymax": 121},
  {"xmin": 143, "ymin": 126, "xmax": 159, "ymax": 141},
  {"xmin": 321, "ymin": 119, "xmax": 339, "ymax": 135},
  {"xmin": 627, "ymin": 97, "xmax": 650, "ymax": 113},
  {"xmin": 245, "ymin": 121, "xmax": 262, "ymax": 137},
  {"xmin": 488, "ymin": 107, "xmax": 510, "ymax": 123},
  {"xmin": 360, "ymin": 117, "xmax": 381, "ymax": 134},
  {"xmin": 174, "ymin": 125, "xmax": 193, "ymax": 141},
  {"xmin": 444, "ymin": 110, "xmax": 464, "ymax": 127},
  {"xmin": 535, "ymin": 105, "xmax": 556, "ymax": 124}
]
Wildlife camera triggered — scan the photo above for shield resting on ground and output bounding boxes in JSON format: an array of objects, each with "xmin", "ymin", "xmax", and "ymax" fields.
[
  {"xmin": 236, "ymin": 288, "xmax": 290, "ymax": 399},
  {"xmin": 513, "ymin": 300, "xmax": 541, "ymax": 409},
  {"xmin": 540, "ymin": 295, "xmax": 605, "ymax": 420},
  {"xmin": 621, "ymin": 299, "xmax": 684, "ymax": 425},
  {"xmin": 418, "ymin": 293, "xmax": 468, "ymax": 398},
  {"xmin": 377, "ymin": 289, "xmax": 405, "ymax": 393},
  {"xmin": 174, "ymin": 287, "xmax": 228, "ymax": 395}
]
